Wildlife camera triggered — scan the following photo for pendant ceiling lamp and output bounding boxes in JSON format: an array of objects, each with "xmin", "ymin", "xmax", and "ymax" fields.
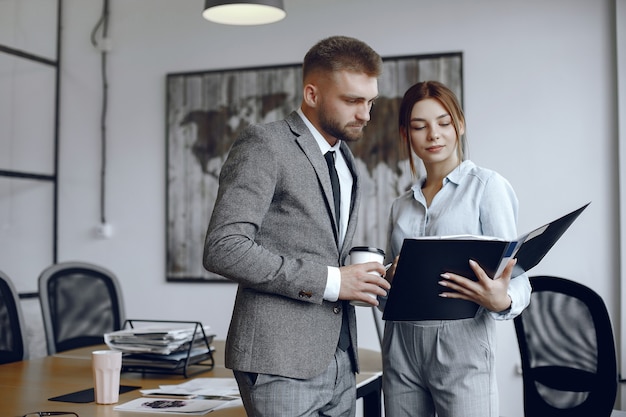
[{"xmin": 202, "ymin": 0, "xmax": 286, "ymax": 25}]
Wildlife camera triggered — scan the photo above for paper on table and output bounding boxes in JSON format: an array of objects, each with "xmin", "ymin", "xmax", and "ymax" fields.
[
  {"xmin": 135, "ymin": 379, "xmax": 242, "ymax": 414},
  {"xmin": 114, "ymin": 397, "xmax": 225, "ymax": 414},
  {"xmin": 157, "ymin": 377, "xmax": 240, "ymax": 397}
]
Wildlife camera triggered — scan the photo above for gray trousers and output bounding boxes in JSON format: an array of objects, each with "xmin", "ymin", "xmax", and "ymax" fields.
[
  {"xmin": 233, "ymin": 346, "xmax": 356, "ymax": 417},
  {"xmin": 382, "ymin": 313, "xmax": 498, "ymax": 417}
]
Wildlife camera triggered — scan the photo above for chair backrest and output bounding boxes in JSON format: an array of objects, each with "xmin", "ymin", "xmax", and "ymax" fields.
[
  {"xmin": 514, "ymin": 275, "xmax": 617, "ymax": 417},
  {"xmin": 0, "ymin": 269, "xmax": 28, "ymax": 364},
  {"xmin": 38, "ymin": 261, "xmax": 125, "ymax": 355}
]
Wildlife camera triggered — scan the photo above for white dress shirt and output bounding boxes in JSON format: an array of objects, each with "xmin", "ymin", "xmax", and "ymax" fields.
[{"xmin": 297, "ymin": 109, "xmax": 352, "ymax": 302}]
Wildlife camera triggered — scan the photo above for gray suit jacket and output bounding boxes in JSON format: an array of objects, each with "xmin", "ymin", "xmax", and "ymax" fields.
[{"xmin": 203, "ymin": 111, "xmax": 361, "ymax": 379}]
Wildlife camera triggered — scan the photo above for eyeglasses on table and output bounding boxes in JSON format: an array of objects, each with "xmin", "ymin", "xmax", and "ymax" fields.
[{"xmin": 22, "ymin": 413, "xmax": 79, "ymax": 417}]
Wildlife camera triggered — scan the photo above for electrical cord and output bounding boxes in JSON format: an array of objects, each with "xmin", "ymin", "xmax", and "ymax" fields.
[{"xmin": 90, "ymin": 0, "xmax": 110, "ymax": 226}]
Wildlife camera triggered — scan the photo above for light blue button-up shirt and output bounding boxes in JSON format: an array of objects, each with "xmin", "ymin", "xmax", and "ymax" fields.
[{"xmin": 383, "ymin": 160, "xmax": 531, "ymax": 319}]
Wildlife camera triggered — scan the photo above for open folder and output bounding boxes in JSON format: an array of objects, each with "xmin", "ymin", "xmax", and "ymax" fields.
[{"xmin": 382, "ymin": 202, "xmax": 590, "ymax": 321}]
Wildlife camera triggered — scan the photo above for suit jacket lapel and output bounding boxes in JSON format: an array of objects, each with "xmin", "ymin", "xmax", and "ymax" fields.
[{"xmin": 287, "ymin": 112, "xmax": 341, "ymax": 245}]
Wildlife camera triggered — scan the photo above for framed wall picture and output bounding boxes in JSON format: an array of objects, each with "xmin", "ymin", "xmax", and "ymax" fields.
[{"xmin": 166, "ymin": 52, "xmax": 463, "ymax": 281}]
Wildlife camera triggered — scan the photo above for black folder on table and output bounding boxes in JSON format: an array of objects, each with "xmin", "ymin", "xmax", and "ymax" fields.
[{"xmin": 382, "ymin": 202, "xmax": 590, "ymax": 321}]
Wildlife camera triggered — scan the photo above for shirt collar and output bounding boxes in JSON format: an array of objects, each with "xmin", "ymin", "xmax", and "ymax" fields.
[
  {"xmin": 297, "ymin": 108, "xmax": 341, "ymax": 154},
  {"xmin": 412, "ymin": 160, "xmax": 475, "ymax": 194},
  {"xmin": 447, "ymin": 160, "xmax": 475, "ymax": 185}
]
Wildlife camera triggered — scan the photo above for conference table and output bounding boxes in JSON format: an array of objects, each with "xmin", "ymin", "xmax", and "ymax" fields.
[{"xmin": 1, "ymin": 340, "xmax": 382, "ymax": 417}]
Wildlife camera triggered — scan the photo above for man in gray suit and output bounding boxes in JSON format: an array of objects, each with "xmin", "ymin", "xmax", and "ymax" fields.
[{"xmin": 203, "ymin": 35, "xmax": 390, "ymax": 416}]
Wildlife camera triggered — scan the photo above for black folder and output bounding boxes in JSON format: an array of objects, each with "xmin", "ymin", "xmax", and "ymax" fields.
[{"xmin": 382, "ymin": 202, "xmax": 590, "ymax": 321}]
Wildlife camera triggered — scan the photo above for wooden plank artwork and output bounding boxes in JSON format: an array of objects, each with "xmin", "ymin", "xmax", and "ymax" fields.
[{"xmin": 166, "ymin": 53, "xmax": 463, "ymax": 281}]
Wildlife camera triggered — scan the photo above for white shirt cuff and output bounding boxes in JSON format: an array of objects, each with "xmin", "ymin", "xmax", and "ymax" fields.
[
  {"xmin": 323, "ymin": 266, "xmax": 341, "ymax": 301},
  {"xmin": 490, "ymin": 274, "xmax": 532, "ymax": 320}
]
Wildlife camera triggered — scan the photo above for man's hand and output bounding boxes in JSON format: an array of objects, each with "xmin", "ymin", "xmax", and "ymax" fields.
[
  {"xmin": 438, "ymin": 258, "xmax": 516, "ymax": 313},
  {"xmin": 338, "ymin": 262, "xmax": 391, "ymax": 306}
]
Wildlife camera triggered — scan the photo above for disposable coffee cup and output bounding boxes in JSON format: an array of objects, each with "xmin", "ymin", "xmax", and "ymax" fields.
[
  {"xmin": 349, "ymin": 246, "xmax": 385, "ymax": 306},
  {"xmin": 92, "ymin": 349, "xmax": 122, "ymax": 404}
]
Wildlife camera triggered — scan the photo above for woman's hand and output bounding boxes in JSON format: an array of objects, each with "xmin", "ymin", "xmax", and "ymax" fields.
[
  {"xmin": 383, "ymin": 256, "xmax": 400, "ymax": 284},
  {"xmin": 438, "ymin": 258, "xmax": 517, "ymax": 313}
]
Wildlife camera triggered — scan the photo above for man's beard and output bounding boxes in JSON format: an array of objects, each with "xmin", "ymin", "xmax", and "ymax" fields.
[{"xmin": 318, "ymin": 109, "xmax": 366, "ymax": 143}]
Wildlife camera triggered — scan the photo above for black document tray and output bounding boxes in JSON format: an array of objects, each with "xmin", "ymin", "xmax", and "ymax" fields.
[{"xmin": 118, "ymin": 319, "xmax": 215, "ymax": 378}]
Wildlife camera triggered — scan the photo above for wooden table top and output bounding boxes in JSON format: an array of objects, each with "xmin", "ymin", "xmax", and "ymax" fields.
[{"xmin": 1, "ymin": 340, "xmax": 382, "ymax": 417}]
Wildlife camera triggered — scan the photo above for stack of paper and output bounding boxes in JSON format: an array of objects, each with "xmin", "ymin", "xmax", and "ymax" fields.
[{"xmin": 105, "ymin": 325, "xmax": 214, "ymax": 355}]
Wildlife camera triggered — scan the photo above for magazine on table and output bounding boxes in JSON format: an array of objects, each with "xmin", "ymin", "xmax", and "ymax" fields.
[{"xmin": 114, "ymin": 378, "xmax": 241, "ymax": 415}]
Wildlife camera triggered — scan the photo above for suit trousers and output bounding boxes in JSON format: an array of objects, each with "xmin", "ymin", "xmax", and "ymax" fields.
[
  {"xmin": 382, "ymin": 312, "xmax": 498, "ymax": 417},
  {"xmin": 233, "ymin": 346, "xmax": 356, "ymax": 417}
]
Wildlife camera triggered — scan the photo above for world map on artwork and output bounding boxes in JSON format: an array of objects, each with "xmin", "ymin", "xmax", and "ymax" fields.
[{"xmin": 180, "ymin": 94, "xmax": 406, "ymax": 180}]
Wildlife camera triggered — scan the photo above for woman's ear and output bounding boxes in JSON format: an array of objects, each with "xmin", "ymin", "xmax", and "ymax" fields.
[
  {"xmin": 399, "ymin": 127, "xmax": 408, "ymax": 142},
  {"xmin": 458, "ymin": 120, "xmax": 466, "ymax": 136}
]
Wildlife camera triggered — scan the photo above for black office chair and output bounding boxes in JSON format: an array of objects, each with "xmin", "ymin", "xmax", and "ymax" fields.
[
  {"xmin": 514, "ymin": 275, "xmax": 617, "ymax": 417},
  {"xmin": 38, "ymin": 261, "xmax": 125, "ymax": 355},
  {"xmin": 0, "ymin": 269, "xmax": 28, "ymax": 364}
]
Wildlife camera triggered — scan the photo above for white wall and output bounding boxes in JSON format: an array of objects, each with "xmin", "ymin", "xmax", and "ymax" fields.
[
  {"xmin": 7, "ymin": 1, "xmax": 622, "ymax": 416},
  {"xmin": 619, "ymin": 0, "xmax": 626, "ymax": 406}
]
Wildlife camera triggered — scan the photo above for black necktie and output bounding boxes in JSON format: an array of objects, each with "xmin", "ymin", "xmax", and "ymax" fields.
[
  {"xmin": 324, "ymin": 151, "xmax": 341, "ymax": 228},
  {"xmin": 325, "ymin": 151, "xmax": 350, "ymax": 351}
]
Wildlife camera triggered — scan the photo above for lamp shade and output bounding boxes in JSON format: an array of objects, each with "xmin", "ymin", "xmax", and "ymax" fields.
[{"xmin": 202, "ymin": 0, "xmax": 286, "ymax": 25}]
